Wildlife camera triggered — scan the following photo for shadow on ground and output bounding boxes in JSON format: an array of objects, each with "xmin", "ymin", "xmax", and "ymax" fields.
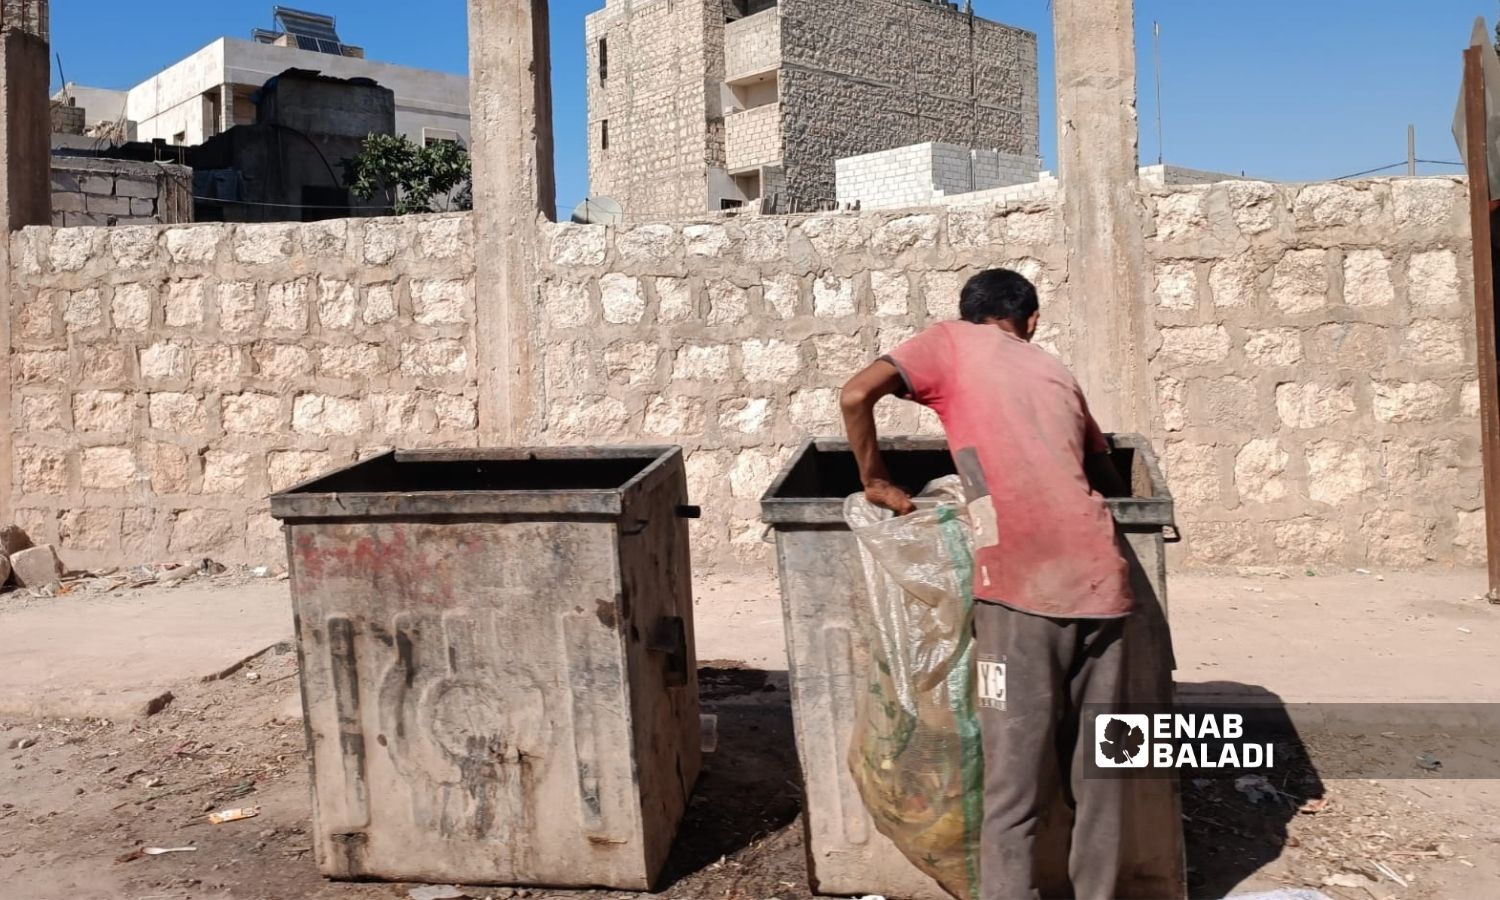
[
  {"xmin": 652, "ymin": 664, "xmax": 806, "ymax": 896},
  {"xmin": 1179, "ymin": 682, "xmax": 1326, "ymax": 899}
]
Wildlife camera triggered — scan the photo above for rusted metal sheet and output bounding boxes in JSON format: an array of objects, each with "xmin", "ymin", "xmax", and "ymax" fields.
[
  {"xmin": 760, "ymin": 435, "xmax": 1184, "ymax": 900},
  {"xmin": 273, "ymin": 447, "xmax": 701, "ymax": 889}
]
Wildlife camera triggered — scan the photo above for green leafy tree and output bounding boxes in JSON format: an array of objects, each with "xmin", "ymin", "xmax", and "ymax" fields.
[{"xmin": 344, "ymin": 133, "xmax": 473, "ymax": 215}]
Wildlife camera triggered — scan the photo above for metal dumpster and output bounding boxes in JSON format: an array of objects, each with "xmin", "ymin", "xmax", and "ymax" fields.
[
  {"xmin": 270, "ymin": 447, "xmax": 702, "ymax": 890},
  {"xmin": 761, "ymin": 435, "xmax": 1184, "ymax": 900}
]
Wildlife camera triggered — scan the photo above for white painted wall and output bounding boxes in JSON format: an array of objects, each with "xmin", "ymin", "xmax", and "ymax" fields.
[
  {"xmin": 122, "ymin": 38, "xmax": 469, "ymax": 147},
  {"xmin": 127, "ymin": 41, "xmax": 228, "ymax": 146}
]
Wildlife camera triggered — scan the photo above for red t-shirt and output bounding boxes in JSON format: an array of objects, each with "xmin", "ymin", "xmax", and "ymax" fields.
[{"xmin": 884, "ymin": 321, "xmax": 1133, "ymax": 619}]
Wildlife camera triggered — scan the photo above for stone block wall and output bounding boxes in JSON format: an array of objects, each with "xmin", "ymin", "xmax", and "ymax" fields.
[
  {"xmin": 6, "ymin": 214, "xmax": 478, "ymax": 569},
  {"xmin": 1142, "ymin": 177, "xmax": 1481, "ymax": 568},
  {"xmin": 2, "ymin": 176, "xmax": 1482, "ymax": 574},
  {"xmin": 534, "ymin": 205, "xmax": 1070, "ymax": 566},
  {"xmin": 587, "ymin": 0, "xmax": 724, "ymax": 222},
  {"xmin": 779, "ymin": 0, "xmax": 1039, "ymax": 209},
  {"xmin": 51, "ymin": 157, "xmax": 192, "ymax": 227}
]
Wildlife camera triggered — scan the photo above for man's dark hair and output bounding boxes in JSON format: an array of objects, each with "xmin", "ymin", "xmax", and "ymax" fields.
[{"xmin": 959, "ymin": 268, "xmax": 1039, "ymax": 327}]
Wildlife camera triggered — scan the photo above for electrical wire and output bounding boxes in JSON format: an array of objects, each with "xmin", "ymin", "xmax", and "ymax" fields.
[
  {"xmin": 192, "ymin": 195, "xmax": 397, "ymax": 211},
  {"xmin": 1332, "ymin": 162, "xmax": 1410, "ymax": 180},
  {"xmin": 1333, "ymin": 160, "xmax": 1468, "ymax": 180}
]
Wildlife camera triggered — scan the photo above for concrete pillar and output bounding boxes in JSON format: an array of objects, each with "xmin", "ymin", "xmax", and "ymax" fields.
[
  {"xmin": 221, "ymin": 84, "xmax": 234, "ymax": 133},
  {"xmin": 1, "ymin": 4, "xmax": 51, "ymax": 230},
  {"xmin": 467, "ymin": 0, "xmax": 556, "ymax": 443},
  {"xmin": 0, "ymin": 3, "xmax": 53, "ymax": 525},
  {"xmin": 1053, "ymin": 0, "xmax": 1150, "ymax": 431}
]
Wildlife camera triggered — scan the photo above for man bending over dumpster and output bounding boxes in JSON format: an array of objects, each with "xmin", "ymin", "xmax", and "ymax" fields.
[{"xmin": 840, "ymin": 268, "xmax": 1133, "ymax": 900}]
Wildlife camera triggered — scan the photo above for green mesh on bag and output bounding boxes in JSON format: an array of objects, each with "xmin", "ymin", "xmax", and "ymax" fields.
[{"xmin": 846, "ymin": 479, "xmax": 983, "ymax": 900}]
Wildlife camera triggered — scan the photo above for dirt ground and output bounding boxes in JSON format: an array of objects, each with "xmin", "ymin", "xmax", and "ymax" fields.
[
  {"xmin": 1, "ymin": 569, "xmax": 1498, "ymax": 899},
  {"xmin": 1, "ymin": 652, "xmax": 1497, "ymax": 900}
]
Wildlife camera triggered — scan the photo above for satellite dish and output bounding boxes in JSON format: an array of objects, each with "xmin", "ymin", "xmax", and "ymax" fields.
[{"xmin": 571, "ymin": 196, "xmax": 624, "ymax": 225}]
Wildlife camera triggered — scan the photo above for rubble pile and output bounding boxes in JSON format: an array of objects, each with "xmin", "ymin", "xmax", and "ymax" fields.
[{"xmin": 0, "ymin": 524, "xmax": 285, "ymax": 599}]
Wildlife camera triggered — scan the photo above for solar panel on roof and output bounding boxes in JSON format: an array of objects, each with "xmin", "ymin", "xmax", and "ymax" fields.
[
  {"xmin": 265, "ymin": 7, "xmax": 346, "ymax": 56},
  {"xmin": 275, "ymin": 7, "xmax": 341, "ymax": 43}
]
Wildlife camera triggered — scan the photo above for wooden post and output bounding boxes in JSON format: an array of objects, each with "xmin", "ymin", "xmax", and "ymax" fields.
[{"xmin": 1462, "ymin": 46, "xmax": 1500, "ymax": 597}]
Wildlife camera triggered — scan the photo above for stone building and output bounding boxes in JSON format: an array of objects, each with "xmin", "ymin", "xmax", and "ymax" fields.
[{"xmin": 586, "ymin": 0, "xmax": 1039, "ymax": 221}]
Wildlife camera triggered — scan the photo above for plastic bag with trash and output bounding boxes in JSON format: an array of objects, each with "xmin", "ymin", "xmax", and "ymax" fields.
[{"xmin": 845, "ymin": 476, "xmax": 982, "ymax": 900}]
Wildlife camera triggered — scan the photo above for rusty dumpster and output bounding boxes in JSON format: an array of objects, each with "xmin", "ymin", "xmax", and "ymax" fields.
[
  {"xmin": 760, "ymin": 434, "xmax": 1185, "ymax": 900},
  {"xmin": 270, "ymin": 447, "xmax": 702, "ymax": 889}
]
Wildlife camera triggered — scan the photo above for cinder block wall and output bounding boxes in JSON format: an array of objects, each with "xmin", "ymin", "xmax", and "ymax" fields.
[
  {"xmin": 3, "ymin": 176, "xmax": 1482, "ymax": 573},
  {"xmin": 51, "ymin": 157, "xmax": 192, "ymax": 227},
  {"xmin": 837, "ymin": 142, "xmax": 1043, "ymax": 210}
]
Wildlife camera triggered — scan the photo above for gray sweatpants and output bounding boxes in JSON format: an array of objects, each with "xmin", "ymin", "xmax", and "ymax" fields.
[{"xmin": 974, "ymin": 601, "xmax": 1128, "ymax": 900}]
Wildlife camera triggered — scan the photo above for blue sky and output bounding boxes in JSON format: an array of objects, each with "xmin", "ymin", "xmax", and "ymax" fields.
[{"xmin": 51, "ymin": 1, "xmax": 1490, "ymax": 213}]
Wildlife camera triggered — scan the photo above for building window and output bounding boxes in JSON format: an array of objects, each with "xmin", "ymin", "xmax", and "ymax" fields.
[
  {"xmin": 423, "ymin": 127, "xmax": 463, "ymax": 147},
  {"xmin": 731, "ymin": 0, "xmax": 779, "ymax": 16},
  {"xmin": 598, "ymin": 37, "xmax": 608, "ymax": 81},
  {"xmin": 601, "ymin": 119, "xmax": 609, "ymax": 150}
]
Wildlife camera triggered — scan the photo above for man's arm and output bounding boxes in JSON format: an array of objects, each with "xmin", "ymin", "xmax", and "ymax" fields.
[{"xmin": 840, "ymin": 359, "xmax": 917, "ymax": 515}]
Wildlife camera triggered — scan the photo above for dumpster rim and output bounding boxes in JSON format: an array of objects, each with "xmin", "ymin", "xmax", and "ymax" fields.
[
  {"xmin": 269, "ymin": 445, "xmax": 685, "ymax": 521},
  {"xmin": 759, "ymin": 434, "xmax": 1177, "ymax": 528}
]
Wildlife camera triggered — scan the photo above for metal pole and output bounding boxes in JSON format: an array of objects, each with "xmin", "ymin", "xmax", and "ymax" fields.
[
  {"xmin": 1461, "ymin": 47, "xmax": 1500, "ymax": 598},
  {"xmin": 1153, "ymin": 21, "xmax": 1164, "ymax": 166},
  {"xmin": 1408, "ymin": 124, "xmax": 1417, "ymax": 176}
]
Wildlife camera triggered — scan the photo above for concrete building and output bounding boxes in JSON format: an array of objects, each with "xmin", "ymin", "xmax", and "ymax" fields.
[
  {"xmin": 80, "ymin": 68, "xmax": 398, "ymax": 223},
  {"xmin": 188, "ymin": 68, "xmax": 398, "ymax": 222},
  {"xmin": 586, "ymin": 0, "xmax": 1038, "ymax": 221},
  {"xmin": 60, "ymin": 11, "xmax": 467, "ymax": 151}
]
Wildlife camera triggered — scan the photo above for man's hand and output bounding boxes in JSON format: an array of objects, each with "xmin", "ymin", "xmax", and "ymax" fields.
[
  {"xmin": 865, "ymin": 479, "xmax": 916, "ymax": 516},
  {"xmin": 842, "ymin": 360, "xmax": 915, "ymax": 515}
]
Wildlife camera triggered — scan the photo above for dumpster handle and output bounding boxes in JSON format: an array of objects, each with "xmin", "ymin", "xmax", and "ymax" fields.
[
  {"xmin": 1163, "ymin": 524, "xmax": 1183, "ymax": 544},
  {"xmin": 647, "ymin": 617, "xmax": 690, "ymax": 687},
  {"xmin": 677, "ymin": 505, "xmax": 702, "ymax": 519}
]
